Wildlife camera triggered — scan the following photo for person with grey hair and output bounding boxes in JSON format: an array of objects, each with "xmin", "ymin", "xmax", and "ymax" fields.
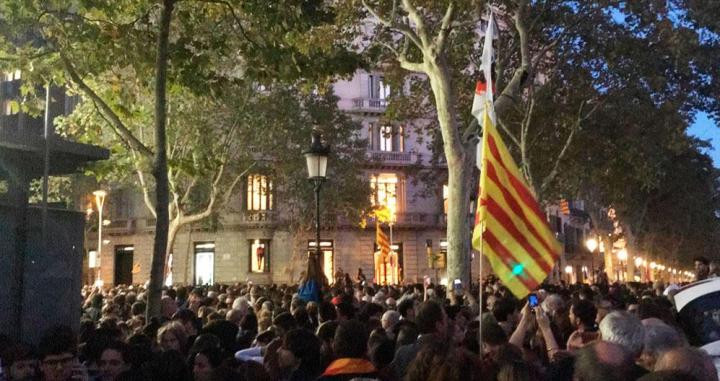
[
  {"xmin": 381, "ymin": 310, "xmax": 401, "ymax": 337},
  {"xmin": 541, "ymin": 293, "xmax": 564, "ymax": 317},
  {"xmin": 639, "ymin": 318, "xmax": 686, "ymax": 370},
  {"xmin": 655, "ymin": 347, "xmax": 718, "ymax": 381},
  {"xmin": 599, "ymin": 310, "xmax": 646, "ymax": 358}
]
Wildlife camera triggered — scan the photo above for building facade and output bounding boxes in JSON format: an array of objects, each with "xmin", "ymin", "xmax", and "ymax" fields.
[{"xmin": 89, "ymin": 71, "xmax": 453, "ymax": 286}]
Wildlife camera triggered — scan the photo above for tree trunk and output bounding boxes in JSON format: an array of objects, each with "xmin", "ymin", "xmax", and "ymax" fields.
[
  {"xmin": 426, "ymin": 61, "xmax": 473, "ymax": 285},
  {"xmin": 165, "ymin": 217, "xmax": 181, "ymax": 284},
  {"xmin": 146, "ymin": 0, "xmax": 174, "ymax": 321}
]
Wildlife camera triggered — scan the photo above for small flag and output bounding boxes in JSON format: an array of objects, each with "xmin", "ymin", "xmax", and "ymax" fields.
[
  {"xmin": 472, "ymin": 9, "xmax": 561, "ymax": 299},
  {"xmin": 376, "ymin": 220, "xmax": 391, "ymax": 256},
  {"xmin": 560, "ymin": 199, "xmax": 571, "ymax": 215}
]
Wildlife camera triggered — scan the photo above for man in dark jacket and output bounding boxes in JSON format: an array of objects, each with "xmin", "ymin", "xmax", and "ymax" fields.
[
  {"xmin": 317, "ymin": 320, "xmax": 380, "ymax": 381},
  {"xmin": 390, "ymin": 300, "xmax": 448, "ymax": 379}
]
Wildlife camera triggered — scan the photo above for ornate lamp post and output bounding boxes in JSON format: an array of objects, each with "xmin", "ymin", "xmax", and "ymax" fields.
[
  {"xmin": 617, "ymin": 248, "xmax": 628, "ymax": 282},
  {"xmin": 92, "ymin": 190, "xmax": 107, "ymax": 286},
  {"xmin": 585, "ymin": 237, "xmax": 598, "ymax": 283},
  {"xmin": 303, "ymin": 132, "xmax": 330, "ymax": 274}
]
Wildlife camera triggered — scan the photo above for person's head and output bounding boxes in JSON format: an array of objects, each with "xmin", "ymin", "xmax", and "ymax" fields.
[
  {"xmin": 395, "ymin": 321, "xmax": 419, "ymax": 348},
  {"xmin": 171, "ymin": 309, "xmax": 199, "ymax": 337},
  {"xmin": 570, "ymin": 299, "xmax": 597, "ymax": 330},
  {"xmin": 415, "ymin": 300, "xmax": 448, "ymax": 336},
  {"xmin": 492, "ymin": 298, "xmax": 518, "ymax": 324},
  {"xmin": 271, "ymin": 312, "xmax": 296, "ymax": 337},
  {"xmin": 38, "ymin": 326, "xmax": 77, "ymax": 381},
  {"xmin": 225, "ymin": 308, "xmax": 244, "ymax": 326},
  {"xmin": 481, "ymin": 323, "xmax": 507, "ymax": 356},
  {"xmin": 318, "ymin": 301, "xmax": 337, "ymax": 323},
  {"xmin": 277, "ymin": 329, "xmax": 322, "ymax": 378},
  {"xmin": 638, "ymin": 319, "xmax": 686, "ymax": 370},
  {"xmin": 4, "ymin": 343, "xmax": 37, "ymax": 381},
  {"xmin": 694, "ymin": 256, "xmax": 710, "ymax": 279},
  {"xmin": 573, "ymin": 341, "xmax": 635, "ymax": 381},
  {"xmin": 637, "ymin": 370, "xmax": 701, "ymax": 381},
  {"xmin": 599, "ymin": 310, "xmax": 645, "ymax": 358},
  {"xmin": 99, "ymin": 341, "xmax": 131, "ymax": 381},
  {"xmin": 160, "ymin": 295, "xmax": 178, "ymax": 320},
  {"xmin": 380, "ymin": 310, "xmax": 400, "ymax": 333},
  {"xmin": 332, "ymin": 320, "xmax": 369, "ymax": 359},
  {"xmin": 497, "ymin": 358, "xmax": 530, "ymax": 381},
  {"xmin": 157, "ymin": 322, "xmax": 188, "ymax": 353},
  {"xmin": 654, "ymin": 347, "xmax": 718, "ymax": 381},
  {"xmin": 397, "ymin": 298, "xmax": 416, "ymax": 321},
  {"xmin": 239, "ymin": 312, "xmax": 258, "ymax": 333},
  {"xmin": 335, "ymin": 301, "xmax": 355, "ymax": 321},
  {"xmin": 405, "ymin": 340, "xmax": 481, "ymax": 381},
  {"xmin": 191, "ymin": 346, "xmax": 223, "ymax": 381}
]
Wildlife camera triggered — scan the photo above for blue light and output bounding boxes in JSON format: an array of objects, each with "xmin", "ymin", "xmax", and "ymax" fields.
[{"xmin": 512, "ymin": 263, "xmax": 524, "ymax": 276}]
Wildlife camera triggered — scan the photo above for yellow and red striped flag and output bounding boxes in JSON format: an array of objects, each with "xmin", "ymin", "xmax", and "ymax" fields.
[
  {"xmin": 376, "ymin": 220, "xmax": 391, "ymax": 256},
  {"xmin": 471, "ymin": 106, "xmax": 562, "ymax": 298},
  {"xmin": 560, "ymin": 199, "xmax": 571, "ymax": 215},
  {"xmin": 471, "ymin": 10, "xmax": 561, "ymax": 298}
]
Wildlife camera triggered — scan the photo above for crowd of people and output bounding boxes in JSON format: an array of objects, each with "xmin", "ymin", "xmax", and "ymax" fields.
[{"xmin": 0, "ymin": 260, "xmax": 718, "ymax": 381}]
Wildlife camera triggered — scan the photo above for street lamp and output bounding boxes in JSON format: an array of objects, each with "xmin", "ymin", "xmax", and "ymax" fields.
[
  {"xmin": 617, "ymin": 249, "xmax": 628, "ymax": 282},
  {"xmin": 564, "ymin": 265, "xmax": 573, "ymax": 283},
  {"xmin": 303, "ymin": 131, "xmax": 330, "ymax": 276},
  {"xmin": 92, "ymin": 190, "xmax": 107, "ymax": 286},
  {"xmin": 585, "ymin": 237, "xmax": 598, "ymax": 283}
]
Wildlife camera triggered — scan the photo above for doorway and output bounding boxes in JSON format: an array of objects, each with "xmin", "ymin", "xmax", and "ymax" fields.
[
  {"xmin": 194, "ymin": 242, "xmax": 215, "ymax": 285},
  {"xmin": 308, "ymin": 240, "xmax": 334, "ymax": 283},
  {"xmin": 114, "ymin": 245, "xmax": 134, "ymax": 286}
]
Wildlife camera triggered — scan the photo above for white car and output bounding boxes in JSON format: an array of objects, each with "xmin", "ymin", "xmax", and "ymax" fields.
[{"xmin": 674, "ymin": 277, "xmax": 720, "ymax": 379}]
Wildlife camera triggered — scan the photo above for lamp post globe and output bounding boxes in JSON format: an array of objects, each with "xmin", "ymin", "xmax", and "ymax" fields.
[
  {"xmin": 585, "ymin": 238, "xmax": 598, "ymax": 252},
  {"xmin": 303, "ymin": 131, "xmax": 330, "ymax": 276}
]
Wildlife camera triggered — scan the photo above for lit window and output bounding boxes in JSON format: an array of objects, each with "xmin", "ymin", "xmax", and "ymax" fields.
[
  {"xmin": 371, "ymin": 173, "xmax": 400, "ymax": 218},
  {"xmin": 3, "ymin": 70, "xmax": 20, "ymax": 82},
  {"xmin": 194, "ymin": 242, "xmax": 214, "ymax": 285},
  {"xmin": 369, "ymin": 75, "xmax": 390, "ymax": 99},
  {"xmin": 246, "ymin": 175, "xmax": 273, "ymax": 211},
  {"xmin": 443, "ymin": 184, "xmax": 449, "ymax": 214},
  {"xmin": 249, "ymin": 239, "xmax": 270, "ymax": 273},
  {"xmin": 1, "ymin": 100, "xmax": 18, "ymax": 116},
  {"xmin": 377, "ymin": 125, "xmax": 404, "ymax": 152},
  {"xmin": 379, "ymin": 126, "xmax": 393, "ymax": 151}
]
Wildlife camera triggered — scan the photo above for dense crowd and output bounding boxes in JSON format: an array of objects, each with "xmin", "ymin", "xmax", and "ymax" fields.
[{"xmin": 0, "ymin": 258, "xmax": 718, "ymax": 381}]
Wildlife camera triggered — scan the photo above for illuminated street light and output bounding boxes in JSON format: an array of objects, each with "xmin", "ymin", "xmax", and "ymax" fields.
[
  {"xmin": 92, "ymin": 190, "xmax": 107, "ymax": 286},
  {"xmin": 585, "ymin": 238, "xmax": 598, "ymax": 252},
  {"xmin": 617, "ymin": 249, "xmax": 628, "ymax": 261}
]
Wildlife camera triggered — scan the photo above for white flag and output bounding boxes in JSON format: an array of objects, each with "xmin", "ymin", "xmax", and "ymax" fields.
[{"xmin": 472, "ymin": 10, "xmax": 497, "ymax": 169}]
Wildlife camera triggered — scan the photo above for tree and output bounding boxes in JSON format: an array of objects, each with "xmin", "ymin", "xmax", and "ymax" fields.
[
  {"xmin": 344, "ymin": 0, "xmax": 720, "ymax": 283},
  {"xmin": 0, "ymin": 0, "xmax": 363, "ymax": 318}
]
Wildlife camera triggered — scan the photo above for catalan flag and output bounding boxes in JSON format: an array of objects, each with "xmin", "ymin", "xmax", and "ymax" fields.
[
  {"xmin": 376, "ymin": 220, "xmax": 391, "ymax": 256},
  {"xmin": 471, "ymin": 10, "xmax": 561, "ymax": 299},
  {"xmin": 560, "ymin": 199, "xmax": 571, "ymax": 215}
]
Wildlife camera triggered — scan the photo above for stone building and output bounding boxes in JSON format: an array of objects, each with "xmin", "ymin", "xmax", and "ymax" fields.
[{"xmin": 90, "ymin": 71, "xmax": 453, "ymax": 286}]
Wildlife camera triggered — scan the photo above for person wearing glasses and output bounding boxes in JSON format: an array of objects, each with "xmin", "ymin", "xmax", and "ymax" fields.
[{"xmin": 37, "ymin": 326, "xmax": 88, "ymax": 381}]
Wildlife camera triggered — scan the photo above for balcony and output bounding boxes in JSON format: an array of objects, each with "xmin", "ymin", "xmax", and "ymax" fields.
[
  {"xmin": 241, "ymin": 210, "xmax": 275, "ymax": 224},
  {"xmin": 105, "ymin": 219, "xmax": 136, "ymax": 234},
  {"xmin": 351, "ymin": 97, "xmax": 387, "ymax": 113},
  {"xmin": 368, "ymin": 150, "xmax": 416, "ymax": 166}
]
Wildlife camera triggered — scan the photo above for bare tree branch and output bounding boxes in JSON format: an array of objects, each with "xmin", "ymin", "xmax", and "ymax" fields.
[
  {"xmin": 401, "ymin": 0, "xmax": 431, "ymax": 48},
  {"xmin": 434, "ymin": 1, "xmax": 456, "ymax": 54},
  {"xmin": 131, "ymin": 149, "xmax": 157, "ymax": 218},
  {"xmin": 194, "ymin": 0, "xmax": 261, "ymax": 49},
  {"xmin": 61, "ymin": 54, "xmax": 154, "ymax": 157},
  {"xmin": 362, "ymin": 0, "xmax": 423, "ymax": 49},
  {"xmin": 496, "ymin": 118, "xmax": 521, "ymax": 149},
  {"xmin": 494, "ymin": 0, "xmax": 530, "ymax": 118},
  {"xmin": 540, "ymin": 99, "xmax": 603, "ymax": 193}
]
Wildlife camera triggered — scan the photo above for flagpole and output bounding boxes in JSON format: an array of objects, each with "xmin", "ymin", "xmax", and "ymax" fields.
[{"xmin": 478, "ymin": 221, "xmax": 484, "ymax": 353}]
